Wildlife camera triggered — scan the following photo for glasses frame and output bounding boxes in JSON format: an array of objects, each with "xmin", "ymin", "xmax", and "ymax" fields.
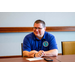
[{"xmin": 33, "ymin": 27, "xmax": 44, "ymax": 30}]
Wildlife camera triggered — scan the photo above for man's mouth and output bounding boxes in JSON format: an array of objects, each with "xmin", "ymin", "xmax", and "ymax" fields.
[{"xmin": 35, "ymin": 32, "xmax": 39, "ymax": 34}]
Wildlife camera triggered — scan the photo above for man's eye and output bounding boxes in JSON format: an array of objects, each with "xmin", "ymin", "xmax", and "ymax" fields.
[
  {"xmin": 38, "ymin": 28, "xmax": 42, "ymax": 29},
  {"xmin": 33, "ymin": 27, "xmax": 42, "ymax": 29}
]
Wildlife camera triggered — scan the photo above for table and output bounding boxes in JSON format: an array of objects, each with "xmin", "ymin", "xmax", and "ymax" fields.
[
  {"xmin": 0, "ymin": 56, "xmax": 58, "ymax": 62},
  {"xmin": 54, "ymin": 54, "xmax": 75, "ymax": 62},
  {"xmin": 0, "ymin": 55, "xmax": 75, "ymax": 62}
]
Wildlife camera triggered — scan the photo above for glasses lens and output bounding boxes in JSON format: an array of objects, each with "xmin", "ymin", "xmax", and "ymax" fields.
[{"xmin": 33, "ymin": 27, "xmax": 42, "ymax": 30}]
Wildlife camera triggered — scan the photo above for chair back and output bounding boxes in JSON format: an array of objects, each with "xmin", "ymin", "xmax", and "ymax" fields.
[
  {"xmin": 61, "ymin": 41, "xmax": 75, "ymax": 55},
  {"xmin": 21, "ymin": 43, "xmax": 23, "ymax": 57}
]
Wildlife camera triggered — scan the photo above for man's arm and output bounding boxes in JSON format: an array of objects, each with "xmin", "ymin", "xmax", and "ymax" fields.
[
  {"xmin": 35, "ymin": 49, "xmax": 58, "ymax": 57},
  {"xmin": 44, "ymin": 49, "xmax": 58, "ymax": 56},
  {"xmin": 23, "ymin": 49, "xmax": 58, "ymax": 57},
  {"xmin": 34, "ymin": 49, "xmax": 58, "ymax": 57},
  {"xmin": 23, "ymin": 50, "xmax": 38, "ymax": 57}
]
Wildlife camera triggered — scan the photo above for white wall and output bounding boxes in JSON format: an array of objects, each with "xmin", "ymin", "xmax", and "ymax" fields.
[
  {"xmin": 0, "ymin": 12, "xmax": 75, "ymax": 27},
  {"xmin": 0, "ymin": 12, "xmax": 75, "ymax": 56}
]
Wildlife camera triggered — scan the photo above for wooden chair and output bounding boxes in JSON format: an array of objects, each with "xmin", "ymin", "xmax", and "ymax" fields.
[
  {"xmin": 61, "ymin": 41, "xmax": 75, "ymax": 55},
  {"xmin": 21, "ymin": 43, "xmax": 23, "ymax": 57}
]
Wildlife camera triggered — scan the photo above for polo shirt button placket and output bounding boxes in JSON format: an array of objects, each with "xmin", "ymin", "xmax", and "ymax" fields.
[{"xmin": 39, "ymin": 41, "xmax": 42, "ymax": 50}]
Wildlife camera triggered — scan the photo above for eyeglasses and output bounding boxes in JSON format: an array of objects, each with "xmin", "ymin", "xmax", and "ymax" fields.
[{"xmin": 33, "ymin": 27, "xmax": 43, "ymax": 30}]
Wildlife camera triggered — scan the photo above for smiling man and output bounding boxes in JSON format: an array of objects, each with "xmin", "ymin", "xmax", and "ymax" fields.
[{"xmin": 23, "ymin": 19, "xmax": 58, "ymax": 57}]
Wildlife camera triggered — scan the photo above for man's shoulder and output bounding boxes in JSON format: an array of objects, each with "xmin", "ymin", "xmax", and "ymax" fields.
[
  {"xmin": 45, "ymin": 32, "xmax": 55, "ymax": 41},
  {"xmin": 45, "ymin": 31, "xmax": 54, "ymax": 37},
  {"xmin": 25, "ymin": 32, "xmax": 34, "ymax": 39}
]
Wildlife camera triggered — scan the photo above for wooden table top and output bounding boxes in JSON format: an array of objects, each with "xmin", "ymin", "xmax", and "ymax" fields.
[
  {"xmin": 0, "ymin": 55, "xmax": 75, "ymax": 62},
  {"xmin": 0, "ymin": 56, "xmax": 58, "ymax": 62},
  {"xmin": 54, "ymin": 54, "xmax": 75, "ymax": 62}
]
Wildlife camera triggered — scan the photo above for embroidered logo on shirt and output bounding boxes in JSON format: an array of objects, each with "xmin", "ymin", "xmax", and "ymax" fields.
[{"xmin": 43, "ymin": 41, "xmax": 49, "ymax": 47}]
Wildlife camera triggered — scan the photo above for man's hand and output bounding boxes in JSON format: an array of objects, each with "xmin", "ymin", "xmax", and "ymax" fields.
[
  {"xmin": 28, "ymin": 50, "xmax": 37, "ymax": 57},
  {"xmin": 35, "ymin": 50, "xmax": 45, "ymax": 57}
]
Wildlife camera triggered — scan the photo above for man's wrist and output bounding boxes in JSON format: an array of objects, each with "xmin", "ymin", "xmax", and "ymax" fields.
[{"xmin": 34, "ymin": 53, "xmax": 36, "ymax": 57}]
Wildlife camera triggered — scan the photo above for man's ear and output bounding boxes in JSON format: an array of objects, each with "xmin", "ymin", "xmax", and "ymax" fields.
[{"xmin": 44, "ymin": 27, "xmax": 46, "ymax": 30}]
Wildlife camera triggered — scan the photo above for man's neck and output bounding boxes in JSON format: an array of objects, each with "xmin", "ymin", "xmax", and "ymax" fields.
[{"xmin": 36, "ymin": 36, "xmax": 44, "ymax": 40}]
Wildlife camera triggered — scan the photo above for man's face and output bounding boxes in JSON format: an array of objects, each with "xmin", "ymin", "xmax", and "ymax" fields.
[{"xmin": 33, "ymin": 23, "xmax": 46, "ymax": 38}]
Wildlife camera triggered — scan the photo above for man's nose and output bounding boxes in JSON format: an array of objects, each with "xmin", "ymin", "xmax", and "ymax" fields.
[{"xmin": 35, "ymin": 28, "xmax": 39, "ymax": 31}]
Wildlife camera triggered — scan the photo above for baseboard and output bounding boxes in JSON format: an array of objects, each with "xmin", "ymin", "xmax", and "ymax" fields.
[
  {"xmin": 58, "ymin": 53, "xmax": 62, "ymax": 55},
  {"xmin": 0, "ymin": 55, "xmax": 22, "ymax": 58}
]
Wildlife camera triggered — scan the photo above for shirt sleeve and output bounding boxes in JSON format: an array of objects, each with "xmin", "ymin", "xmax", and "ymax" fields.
[
  {"xmin": 23, "ymin": 36, "xmax": 31, "ymax": 52},
  {"xmin": 49, "ymin": 35, "xmax": 58, "ymax": 50}
]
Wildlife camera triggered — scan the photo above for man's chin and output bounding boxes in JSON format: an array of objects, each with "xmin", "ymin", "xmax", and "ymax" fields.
[
  {"xmin": 35, "ymin": 34, "xmax": 39, "ymax": 37},
  {"xmin": 34, "ymin": 33, "xmax": 41, "ymax": 37}
]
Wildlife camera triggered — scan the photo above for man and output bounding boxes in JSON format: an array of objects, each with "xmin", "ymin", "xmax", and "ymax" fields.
[{"xmin": 23, "ymin": 19, "xmax": 58, "ymax": 57}]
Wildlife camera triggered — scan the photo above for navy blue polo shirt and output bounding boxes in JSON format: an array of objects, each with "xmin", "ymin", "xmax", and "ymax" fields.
[{"xmin": 23, "ymin": 31, "xmax": 58, "ymax": 52}]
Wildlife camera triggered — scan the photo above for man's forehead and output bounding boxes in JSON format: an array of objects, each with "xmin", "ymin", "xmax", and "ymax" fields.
[{"xmin": 34, "ymin": 23, "xmax": 43, "ymax": 27}]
